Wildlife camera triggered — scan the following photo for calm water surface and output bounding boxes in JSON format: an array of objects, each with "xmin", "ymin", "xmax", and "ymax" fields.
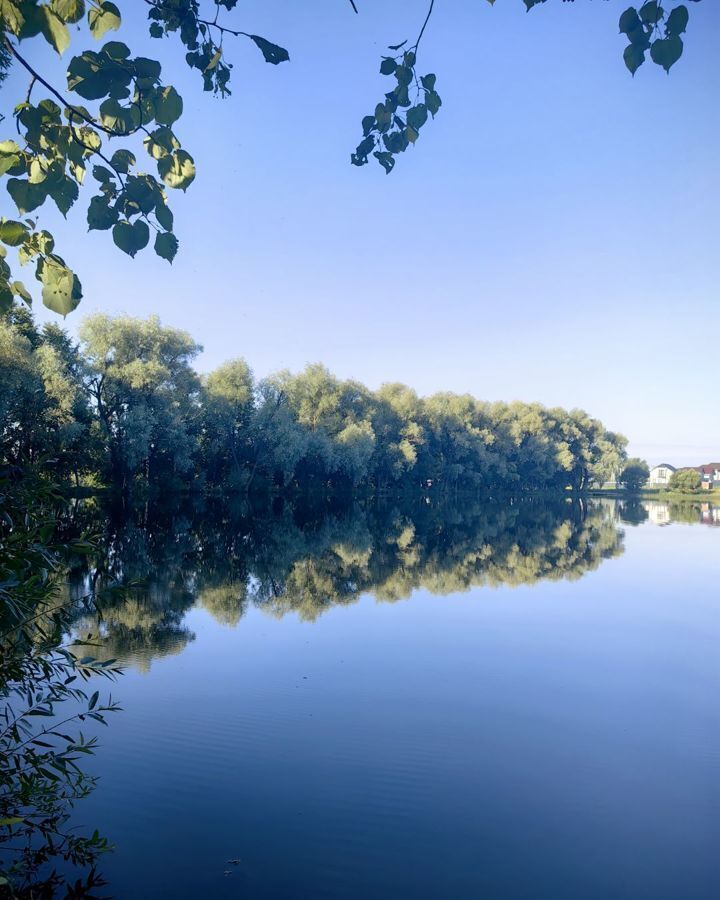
[{"xmin": 67, "ymin": 498, "xmax": 719, "ymax": 899}]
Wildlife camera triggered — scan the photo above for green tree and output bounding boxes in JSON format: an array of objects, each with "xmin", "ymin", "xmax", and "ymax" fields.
[
  {"xmin": 201, "ymin": 359, "xmax": 255, "ymax": 486},
  {"xmin": 0, "ymin": 307, "xmax": 95, "ymax": 479},
  {"xmin": 0, "ymin": 1, "xmax": 702, "ymax": 314},
  {"xmin": 79, "ymin": 313, "xmax": 202, "ymax": 489},
  {"xmin": 669, "ymin": 468, "xmax": 701, "ymax": 493},
  {"xmin": 619, "ymin": 457, "xmax": 650, "ymax": 491}
]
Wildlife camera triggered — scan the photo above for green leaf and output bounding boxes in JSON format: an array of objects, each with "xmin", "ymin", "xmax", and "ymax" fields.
[
  {"xmin": 87, "ymin": 195, "xmax": 118, "ymax": 230},
  {"xmin": 619, "ymin": 8, "xmax": 642, "ymax": 35},
  {"xmin": 153, "ymin": 86, "xmax": 183, "ymax": 127},
  {"xmin": 124, "ymin": 175, "xmax": 160, "ymax": 214},
  {"xmin": 110, "ymin": 149, "xmax": 136, "ymax": 173},
  {"xmin": 361, "ymin": 115, "xmax": 375, "ymax": 137},
  {"xmin": 99, "ymin": 98, "xmax": 141, "ymax": 134},
  {"xmin": 0, "ymin": 220, "xmax": 30, "ymax": 246},
  {"xmin": 92, "ymin": 165, "xmax": 114, "ymax": 183},
  {"xmin": 373, "ymin": 151, "xmax": 395, "ymax": 174},
  {"xmin": 639, "ymin": 1, "xmax": 663, "ymax": 25},
  {"xmin": 406, "ymin": 104, "xmax": 428, "ymax": 131},
  {"xmin": 40, "ymin": 8, "xmax": 70, "ymax": 54},
  {"xmin": 155, "ymin": 201, "xmax": 173, "ymax": 231},
  {"xmin": 0, "ymin": 140, "xmax": 23, "ymax": 176},
  {"xmin": 154, "ymin": 231, "xmax": 178, "ymax": 263},
  {"xmin": 380, "ymin": 58, "xmax": 397, "ymax": 76},
  {"xmin": 0, "ymin": 1, "xmax": 25, "ymax": 35},
  {"xmin": 425, "ymin": 90, "xmax": 442, "ymax": 117},
  {"xmin": 103, "ymin": 40, "xmax": 131, "ymax": 61},
  {"xmin": 49, "ymin": 177, "xmax": 80, "ymax": 217},
  {"xmin": 250, "ymin": 35, "xmax": 290, "ymax": 65},
  {"xmin": 395, "ymin": 65, "xmax": 413, "ymax": 87},
  {"xmin": 624, "ymin": 42, "xmax": 646, "ymax": 74},
  {"xmin": 66, "ymin": 50, "xmax": 119, "ymax": 100},
  {"xmin": 51, "ymin": 0, "xmax": 85, "ymax": 24},
  {"xmin": 375, "ymin": 103, "xmax": 392, "ymax": 130},
  {"xmin": 144, "ymin": 127, "xmax": 180, "ymax": 160},
  {"xmin": 112, "ymin": 219, "xmax": 150, "ymax": 257},
  {"xmin": 0, "ymin": 817, "xmax": 26, "ymax": 827},
  {"xmin": 88, "ymin": 1, "xmax": 121, "ymax": 40},
  {"xmin": 11, "ymin": 280, "xmax": 33, "ymax": 304},
  {"xmin": 665, "ymin": 5, "xmax": 689, "ymax": 36},
  {"xmin": 158, "ymin": 150, "xmax": 196, "ymax": 191},
  {"xmin": 7, "ymin": 179, "xmax": 47, "ymax": 215},
  {"xmin": 38, "ymin": 256, "xmax": 82, "ymax": 315},
  {"xmin": 650, "ymin": 35, "xmax": 683, "ymax": 71}
]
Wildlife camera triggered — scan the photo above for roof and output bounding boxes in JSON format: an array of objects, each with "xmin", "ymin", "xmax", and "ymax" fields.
[
  {"xmin": 649, "ymin": 463, "xmax": 676, "ymax": 471},
  {"xmin": 696, "ymin": 462, "xmax": 720, "ymax": 474}
]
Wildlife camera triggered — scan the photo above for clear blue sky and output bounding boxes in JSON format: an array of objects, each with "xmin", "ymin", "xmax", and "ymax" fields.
[{"xmin": 7, "ymin": 1, "xmax": 720, "ymax": 466}]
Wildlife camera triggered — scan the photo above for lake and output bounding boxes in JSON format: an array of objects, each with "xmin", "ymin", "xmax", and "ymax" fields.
[{"xmin": 64, "ymin": 496, "xmax": 719, "ymax": 899}]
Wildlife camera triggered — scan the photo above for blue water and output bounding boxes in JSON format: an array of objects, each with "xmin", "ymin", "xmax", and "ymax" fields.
[{"xmin": 69, "ymin": 501, "xmax": 719, "ymax": 898}]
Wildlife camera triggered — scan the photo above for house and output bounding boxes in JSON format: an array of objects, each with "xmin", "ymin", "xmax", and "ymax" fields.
[
  {"xmin": 695, "ymin": 462, "xmax": 720, "ymax": 491},
  {"xmin": 648, "ymin": 463, "xmax": 675, "ymax": 487}
]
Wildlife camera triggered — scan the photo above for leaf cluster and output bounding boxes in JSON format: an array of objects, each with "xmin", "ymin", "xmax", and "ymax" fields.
[
  {"xmin": 146, "ymin": 0, "xmax": 289, "ymax": 97},
  {"xmin": 0, "ymin": 1, "xmax": 705, "ymax": 315},
  {"xmin": 619, "ymin": 2, "xmax": 698, "ymax": 74},
  {"xmin": 352, "ymin": 51, "xmax": 441, "ymax": 174},
  {"xmin": 1, "ymin": 0, "xmax": 288, "ymax": 315}
]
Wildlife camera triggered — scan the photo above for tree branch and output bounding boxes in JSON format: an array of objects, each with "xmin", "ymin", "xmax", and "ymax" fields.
[
  {"xmin": 3, "ymin": 37, "xmax": 145, "ymax": 139},
  {"xmin": 414, "ymin": 0, "xmax": 435, "ymax": 52}
]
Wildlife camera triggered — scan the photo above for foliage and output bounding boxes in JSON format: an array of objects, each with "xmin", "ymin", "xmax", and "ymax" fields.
[
  {"xmin": 619, "ymin": 0, "xmax": 700, "ymax": 75},
  {"xmin": 0, "ymin": 305, "xmax": 99, "ymax": 482},
  {"xmin": 351, "ymin": 1, "xmax": 442, "ymax": 176},
  {"xmin": 0, "ymin": 1, "xmax": 703, "ymax": 313},
  {"xmin": 79, "ymin": 313, "xmax": 202, "ymax": 490},
  {"xmin": 618, "ymin": 457, "xmax": 650, "ymax": 491},
  {"xmin": 1, "ymin": 307, "xmax": 629, "ymax": 496},
  {"xmin": 0, "ymin": 468, "xmax": 122, "ymax": 896},
  {"xmin": 669, "ymin": 467, "xmax": 701, "ymax": 493}
]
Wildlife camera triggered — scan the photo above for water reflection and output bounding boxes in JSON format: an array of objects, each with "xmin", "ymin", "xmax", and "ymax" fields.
[
  {"xmin": 57, "ymin": 494, "xmax": 718, "ymax": 900},
  {"xmin": 65, "ymin": 496, "xmax": 624, "ymax": 669},
  {"xmin": 618, "ymin": 500, "xmax": 720, "ymax": 528},
  {"xmin": 67, "ymin": 496, "xmax": 717, "ymax": 670}
]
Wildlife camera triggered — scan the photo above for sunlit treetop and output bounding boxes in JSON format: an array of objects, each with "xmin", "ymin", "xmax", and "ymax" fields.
[{"xmin": 0, "ymin": 0, "xmax": 703, "ymax": 316}]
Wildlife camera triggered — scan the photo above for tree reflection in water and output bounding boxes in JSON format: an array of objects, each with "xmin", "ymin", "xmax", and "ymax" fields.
[{"xmin": 67, "ymin": 495, "xmax": 625, "ymax": 669}]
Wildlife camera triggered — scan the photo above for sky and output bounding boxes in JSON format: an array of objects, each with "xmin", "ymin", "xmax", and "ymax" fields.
[{"xmin": 4, "ymin": 1, "xmax": 719, "ymax": 467}]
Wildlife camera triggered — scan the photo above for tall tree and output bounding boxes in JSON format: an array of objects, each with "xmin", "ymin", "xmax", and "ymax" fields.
[{"xmin": 79, "ymin": 313, "xmax": 201, "ymax": 489}]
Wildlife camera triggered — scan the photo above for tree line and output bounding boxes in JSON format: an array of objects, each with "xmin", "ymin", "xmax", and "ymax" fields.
[{"xmin": 1, "ymin": 307, "xmax": 628, "ymax": 494}]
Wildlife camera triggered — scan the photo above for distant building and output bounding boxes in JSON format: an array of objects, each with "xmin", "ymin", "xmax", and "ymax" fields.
[
  {"xmin": 648, "ymin": 463, "xmax": 676, "ymax": 487},
  {"xmin": 696, "ymin": 463, "xmax": 720, "ymax": 491}
]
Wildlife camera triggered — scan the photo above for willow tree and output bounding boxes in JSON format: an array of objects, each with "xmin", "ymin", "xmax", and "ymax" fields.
[{"xmin": 0, "ymin": 1, "xmax": 702, "ymax": 314}]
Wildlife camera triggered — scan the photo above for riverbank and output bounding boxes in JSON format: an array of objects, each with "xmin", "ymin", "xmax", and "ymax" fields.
[{"xmin": 589, "ymin": 487, "xmax": 720, "ymax": 502}]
